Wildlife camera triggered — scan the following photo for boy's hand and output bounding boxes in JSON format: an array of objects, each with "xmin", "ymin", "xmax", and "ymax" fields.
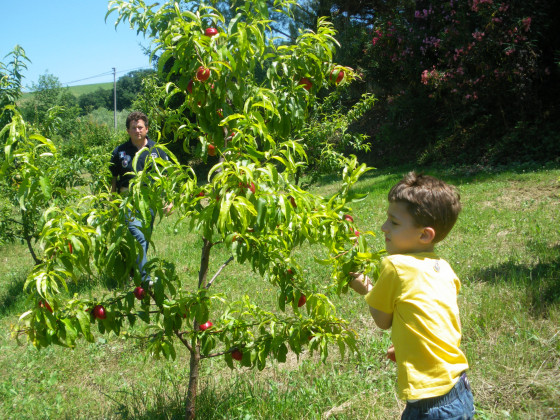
[
  {"xmin": 387, "ymin": 344, "xmax": 396, "ymax": 363},
  {"xmin": 348, "ymin": 272, "xmax": 373, "ymax": 295},
  {"xmin": 163, "ymin": 202, "xmax": 174, "ymax": 216}
]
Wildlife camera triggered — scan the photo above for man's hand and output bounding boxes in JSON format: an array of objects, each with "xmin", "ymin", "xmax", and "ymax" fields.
[{"xmin": 348, "ymin": 272, "xmax": 373, "ymax": 295}]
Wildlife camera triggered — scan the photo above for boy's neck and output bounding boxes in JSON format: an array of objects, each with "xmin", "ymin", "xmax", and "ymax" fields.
[{"xmin": 391, "ymin": 244, "xmax": 435, "ymax": 255}]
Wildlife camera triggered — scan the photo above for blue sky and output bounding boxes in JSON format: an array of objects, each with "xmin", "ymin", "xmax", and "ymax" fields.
[{"xmin": 1, "ymin": 0, "xmax": 153, "ymax": 90}]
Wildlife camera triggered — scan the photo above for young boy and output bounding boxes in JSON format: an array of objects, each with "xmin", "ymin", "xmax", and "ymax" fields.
[{"xmin": 349, "ymin": 172, "xmax": 474, "ymax": 419}]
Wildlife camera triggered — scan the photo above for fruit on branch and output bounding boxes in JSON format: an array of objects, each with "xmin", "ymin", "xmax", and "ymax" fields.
[
  {"xmin": 133, "ymin": 286, "xmax": 146, "ymax": 300},
  {"xmin": 208, "ymin": 144, "xmax": 217, "ymax": 156},
  {"xmin": 298, "ymin": 294, "xmax": 307, "ymax": 307},
  {"xmin": 249, "ymin": 182, "xmax": 256, "ymax": 194},
  {"xmin": 39, "ymin": 300, "xmax": 53, "ymax": 313},
  {"xmin": 330, "ymin": 69, "xmax": 344, "ymax": 84},
  {"xmin": 187, "ymin": 79, "xmax": 193, "ymax": 94},
  {"xmin": 288, "ymin": 196, "xmax": 297, "ymax": 208},
  {"xmin": 68, "ymin": 242, "xmax": 73, "ymax": 254},
  {"xmin": 199, "ymin": 321, "xmax": 213, "ymax": 331},
  {"xmin": 93, "ymin": 305, "xmax": 107, "ymax": 320},
  {"xmin": 204, "ymin": 27, "xmax": 218, "ymax": 37},
  {"xmin": 298, "ymin": 77, "xmax": 312, "ymax": 91},
  {"xmin": 231, "ymin": 348, "xmax": 243, "ymax": 361},
  {"xmin": 343, "ymin": 214, "xmax": 354, "ymax": 222},
  {"xmin": 196, "ymin": 66, "xmax": 211, "ymax": 82}
]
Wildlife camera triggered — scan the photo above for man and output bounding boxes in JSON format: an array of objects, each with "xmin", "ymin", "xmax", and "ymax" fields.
[{"xmin": 109, "ymin": 111, "xmax": 171, "ymax": 284}]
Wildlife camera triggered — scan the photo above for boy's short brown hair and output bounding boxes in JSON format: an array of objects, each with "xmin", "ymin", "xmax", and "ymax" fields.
[
  {"xmin": 126, "ymin": 111, "xmax": 149, "ymax": 129},
  {"xmin": 388, "ymin": 172, "xmax": 462, "ymax": 243}
]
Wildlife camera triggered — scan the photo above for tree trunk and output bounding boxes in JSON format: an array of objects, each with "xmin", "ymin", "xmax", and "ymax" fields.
[
  {"xmin": 184, "ymin": 237, "xmax": 213, "ymax": 418},
  {"xmin": 185, "ymin": 341, "xmax": 201, "ymax": 419},
  {"xmin": 21, "ymin": 210, "xmax": 40, "ymax": 265}
]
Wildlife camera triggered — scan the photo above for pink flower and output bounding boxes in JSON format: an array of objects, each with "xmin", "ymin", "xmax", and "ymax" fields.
[
  {"xmin": 522, "ymin": 17, "xmax": 532, "ymax": 32},
  {"xmin": 421, "ymin": 70, "xmax": 430, "ymax": 85},
  {"xmin": 472, "ymin": 31, "xmax": 485, "ymax": 41}
]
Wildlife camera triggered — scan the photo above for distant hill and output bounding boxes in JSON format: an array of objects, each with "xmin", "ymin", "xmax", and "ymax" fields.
[
  {"xmin": 66, "ymin": 82, "xmax": 113, "ymax": 97},
  {"xmin": 21, "ymin": 82, "xmax": 113, "ymax": 101}
]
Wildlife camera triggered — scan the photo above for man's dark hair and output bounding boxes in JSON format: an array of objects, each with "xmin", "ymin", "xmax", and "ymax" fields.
[
  {"xmin": 126, "ymin": 111, "xmax": 149, "ymax": 129},
  {"xmin": 388, "ymin": 172, "xmax": 462, "ymax": 243}
]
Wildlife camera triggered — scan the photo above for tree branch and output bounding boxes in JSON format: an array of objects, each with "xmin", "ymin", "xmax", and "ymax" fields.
[
  {"xmin": 205, "ymin": 256, "xmax": 234, "ymax": 290},
  {"xmin": 175, "ymin": 329, "xmax": 193, "ymax": 352}
]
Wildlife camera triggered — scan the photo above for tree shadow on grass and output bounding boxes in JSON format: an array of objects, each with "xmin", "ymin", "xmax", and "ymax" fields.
[
  {"xmin": 469, "ymin": 242, "xmax": 560, "ymax": 316},
  {"xmin": 0, "ymin": 273, "xmax": 27, "ymax": 316},
  {"xmin": 103, "ymin": 378, "xmax": 246, "ymax": 420},
  {"xmin": 0, "ymin": 268, "xmax": 121, "ymax": 318}
]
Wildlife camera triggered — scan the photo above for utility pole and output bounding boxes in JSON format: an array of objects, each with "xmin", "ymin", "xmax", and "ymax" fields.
[{"xmin": 113, "ymin": 67, "xmax": 117, "ymax": 131}]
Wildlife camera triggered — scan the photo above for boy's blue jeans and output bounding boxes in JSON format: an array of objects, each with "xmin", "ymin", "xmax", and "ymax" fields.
[
  {"xmin": 401, "ymin": 373, "xmax": 474, "ymax": 420},
  {"xmin": 127, "ymin": 209, "xmax": 154, "ymax": 283}
]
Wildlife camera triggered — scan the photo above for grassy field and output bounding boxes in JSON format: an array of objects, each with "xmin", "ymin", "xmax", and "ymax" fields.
[
  {"xmin": 21, "ymin": 82, "xmax": 113, "ymax": 101},
  {"xmin": 1, "ymin": 164, "xmax": 559, "ymax": 419}
]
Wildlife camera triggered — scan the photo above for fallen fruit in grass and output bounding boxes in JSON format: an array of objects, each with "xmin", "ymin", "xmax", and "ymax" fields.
[
  {"xmin": 298, "ymin": 294, "xmax": 307, "ymax": 307},
  {"xmin": 93, "ymin": 305, "xmax": 106, "ymax": 320},
  {"xmin": 39, "ymin": 300, "xmax": 53, "ymax": 313},
  {"xmin": 208, "ymin": 144, "xmax": 217, "ymax": 156},
  {"xmin": 196, "ymin": 66, "xmax": 211, "ymax": 82},
  {"xmin": 231, "ymin": 348, "xmax": 243, "ymax": 361},
  {"xmin": 343, "ymin": 214, "xmax": 354, "ymax": 222},
  {"xmin": 299, "ymin": 77, "xmax": 312, "ymax": 91},
  {"xmin": 204, "ymin": 27, "xmax": 218, "ymax": 37},
  {"xmin": 199, "ymin": 321, "xmax": 213, "ymax": 331},
  {"xmin": 133, "ymin": 286, "xmax": 145, "ymax": 300}
]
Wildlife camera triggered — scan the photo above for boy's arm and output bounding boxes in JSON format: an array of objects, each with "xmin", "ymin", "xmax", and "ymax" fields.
[
  {"xmin": 349, "ymin": 273, "xmax": 393, "ymax": 330},
  {"xmin": 369, "ymin": 307, "xmax": 393, "ymax": 330}
]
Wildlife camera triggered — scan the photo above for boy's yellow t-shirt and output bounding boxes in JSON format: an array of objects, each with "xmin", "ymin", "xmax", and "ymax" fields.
[{"xmin": 365, "ymin": 253, "xmax": 469, "ymax": 400}]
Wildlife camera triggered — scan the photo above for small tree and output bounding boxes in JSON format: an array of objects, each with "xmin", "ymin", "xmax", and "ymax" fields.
[
  {"xmin": 14, "ymin": 2, "xmax": 381, "ymax": 418},
  {"xmin": 0, "ymin": 48, "xmax": 78, "ymax": 263}
]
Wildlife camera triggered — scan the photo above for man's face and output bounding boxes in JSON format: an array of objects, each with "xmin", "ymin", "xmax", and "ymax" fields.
[{"xmin": 127, "ymin": 119, "xmax": 148, "ymax": 143}]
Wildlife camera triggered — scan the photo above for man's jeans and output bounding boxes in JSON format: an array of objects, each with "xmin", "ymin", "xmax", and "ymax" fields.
[
  {"xmin": 127, "ymin": 209, "xmax": 154, "ymax": 283},
  {"xmin": 401, "ymin": 373, "xmax": 475, "ymax": 420}
]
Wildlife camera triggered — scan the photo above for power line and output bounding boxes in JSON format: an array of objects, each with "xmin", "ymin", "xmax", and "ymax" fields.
[{"xmin": 61, "ymin": 66, "xmax": 152, "ymax": 86}]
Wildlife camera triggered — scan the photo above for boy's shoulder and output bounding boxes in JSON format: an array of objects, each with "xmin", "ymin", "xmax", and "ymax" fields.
[{"xmin": 383, "ymin": 253, "xmax": 455, "ymax": 277}]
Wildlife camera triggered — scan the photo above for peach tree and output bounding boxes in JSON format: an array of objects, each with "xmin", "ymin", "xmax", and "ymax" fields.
[{"xmin": 13, "ymin": 1, "xmax": 381, "ymax": 418}]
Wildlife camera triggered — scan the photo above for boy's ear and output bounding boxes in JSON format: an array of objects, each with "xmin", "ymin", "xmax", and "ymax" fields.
[{"xmin": 420, "ymin": 227, "xmax": 436, "ymax": 244}]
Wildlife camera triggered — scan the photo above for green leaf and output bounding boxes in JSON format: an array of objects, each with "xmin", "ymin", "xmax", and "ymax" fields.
[
  {"xmin": 75, "ymin": 310, "xmax": 94, "ymax": 342},
  {"xmin": 61, "ymin": 318, "xmax": 78, "ymax": 347}
]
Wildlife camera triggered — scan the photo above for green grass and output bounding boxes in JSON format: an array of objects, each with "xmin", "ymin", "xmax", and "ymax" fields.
[{"xmin": 1, "ymin": 164, "xmax": 559, "ymax": 419}]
